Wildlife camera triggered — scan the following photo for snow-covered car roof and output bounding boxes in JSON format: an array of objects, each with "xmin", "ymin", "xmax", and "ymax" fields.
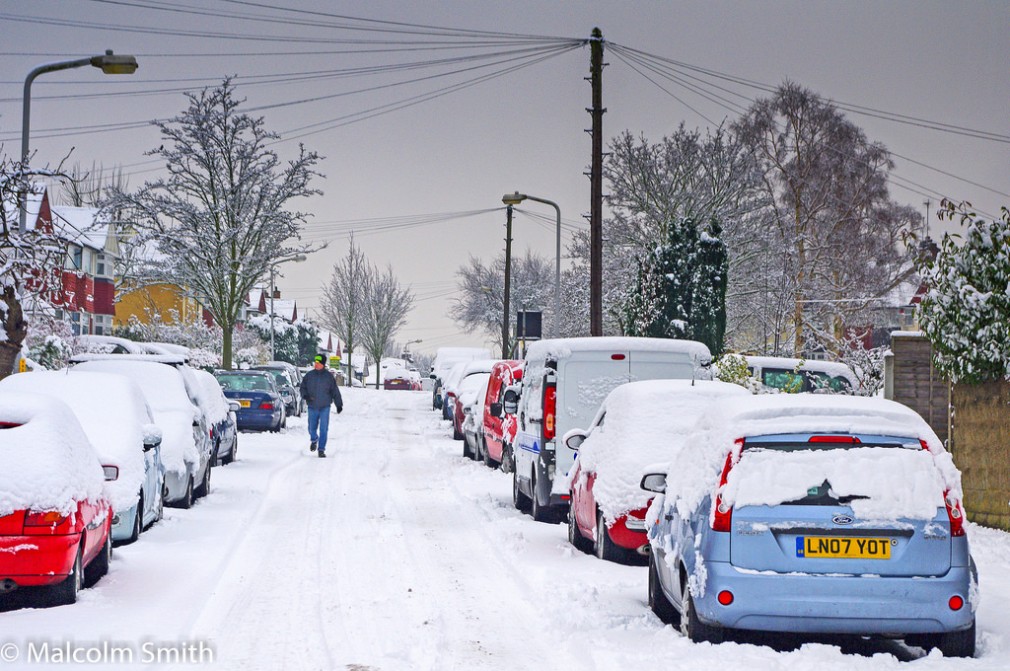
[
  {"xmin": 0, "ymin": 391, "xmax": 107, "ymax": 517},
  {"xmin": 191, "ymin": 369, "xmax": 232, "ymax": 425},
  {"xmin": 75, "ymin": 335, "xmax": 175, "ymax": 356},
  {"xmin": 457, "ymin": 371, "xmax": 492, "ymax": 407},
  {"xmin": 0, "ymin": 371, "xmax": 159, "ymax": 512},
  {"xmin": 525, "ymin": 336, "xmax": 711, "ymax": 362},
  {"xmin": 570, "ymin": 379, "xmax": 750, "ymax": 521},
  {"xmin": 662, "ymin": 394, "xmax": 961, "ymax": 524},
  {"xmin": 70, "ymin": 352, "xmax": 188, "ymax": 365},
  {"xmin": 743, "ymin": 355, "xmax": 858, "ymax": 385}
]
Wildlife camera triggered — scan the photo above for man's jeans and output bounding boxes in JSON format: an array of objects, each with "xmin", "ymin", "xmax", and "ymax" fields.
[{"xmin": 307, "ymin": 406, "xmax": 331, "ymax": 453}]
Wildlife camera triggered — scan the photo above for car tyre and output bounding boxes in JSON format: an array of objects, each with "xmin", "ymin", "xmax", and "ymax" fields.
[
  {"xmin": 530, "ymin": 470, "xmax": 552, "ymax": 523},
  {"xmin": 595, "ymin": 509, "xmax": 625, "ymax": 562},
  {"xmin": 568, "ymin": 501, "xmax": 593, "ymax": 553},
  {"xmin": 84, "ymin": 531, "xmax": 112, "ymax": 588},
  {"xmin": 481, "ymin": 437, "xmax": 497, "ymax": 468},
  {"xmin": 500, "ymin": 444, "xmax": 513, "ymax": 474},
  {"xmin": 175, "ymin": 476, "xmax": 194, "ymax": 510},
  {"xmin": 48, "ymin": 545, "xmax": 83, "ymax": 606},
  {"xmin": 125, "ymin": 496, "xmax": 142, "ymax": 544},
  {"xmin": 915, "ymin": 620, "xmax": 975, "ymax": 658},
  {"xmin": 195, "ymin": 463, "xmax": 211, "ymax": 499},
  {"xmin": 222, "ymin": 436, "xmax": 237, "ymax": 465},
  {"xmin": 150, "ymin": 487, "xmax": 164, "ymax": 526},
  {"xmin": 681, "ymin": 578, "xmax": 723, "ymax": 644},
  {"xmin": 512, "ymin": 466, "xmax": 531, "ymax": 512},
  {"xmin": 649, "ymin": 553, "xmax": 678, "ymax": 624},
  {"xmin": 452, "ymin": 420, "xmax": 463, "ymax": 441}
]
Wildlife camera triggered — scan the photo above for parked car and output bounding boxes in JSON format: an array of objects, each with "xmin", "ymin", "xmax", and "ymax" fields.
[
  {"xmin": 431, "ymin": 347, "xmax": 492, "ymax": 412},
  {"xmin": 508, "ymin": 336, "xmax": 712, "ymax": 522},
  {"xmin": 0, "ymin": 392, "xmax": 114, "ymax": 606},
  {"xmin": 252, "ymin": 365, "xmax": 301, "ymax": 417},
  {"xmin": 642, "ymin": 394, "xmax": 975, "ymax": 656},
  {"xmin": 76, "ymin": 334, "xmax": 172, "ymax": 355},
  {"xmin": 449, "ymin": 360, "xmax": 497, "ymax": 441},
  {"xmin": 440, "ymin": 361, "xmax": 470, "ymax": 421},
  {"xmin": 215, "ymin": 370, "xmax": 287, "ymax": 433},
  {"xmin": 461, "ymin": 375, "xmax": 492, "ymax": 460},
  {"xmin": 383, "ymin": 365, "xmax": 414, "ymax": 390},
  {"xmin": 0, "ymin": 371, "xmax": 166, "ymax": 544},
  {"xmin": 481, "ymin": 359, "xmax": 524, "ymax": 471},
  {"xmin": 192, "ymin": 369, "xmax": 240, "ymax": 465},
  {"xmin": 73, "ymin": 358, "xmax": 215, "ymax": 509},
  {"xmin": 742, "ymin": 355, "xmax": 858, "ymax": 394},
  {"xmin": 563, "ymin": 379, "xmax": 749, "ymax": 562}
]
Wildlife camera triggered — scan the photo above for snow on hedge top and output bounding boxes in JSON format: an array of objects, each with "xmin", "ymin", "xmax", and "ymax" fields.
[
  {"xmin": 525, "ymin": 336, "xmax": 711, "ymax": 363},
  {"xmin": 663, "ymin": 394, "xmax": 960, "ymax": 523},
  {"xmin": 191, "ymin": 369, "xmax": 231, "ymax": 425},
  {"xmin": 571, "ymin": 380, "xmax": 749, "ymax": 521},
  {"xmin": 73, "ymin": 359, "xmax": 200, "ymax": 474},
  {"xmin": 0, "ymin": 371, "xmax": 158, "ymax": 511},
  {"xmin": 0, "ymin": 391, "xmax": 106, "ymax": 517}
]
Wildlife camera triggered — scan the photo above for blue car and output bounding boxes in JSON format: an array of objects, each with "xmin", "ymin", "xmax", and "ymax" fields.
[
  {"xmin": 642, "ymin": 394, "xmax": 976, "ymax": 657},
  {"xmin": 215, "ymin": 371, "xmax": 286, "ymax": 433}
]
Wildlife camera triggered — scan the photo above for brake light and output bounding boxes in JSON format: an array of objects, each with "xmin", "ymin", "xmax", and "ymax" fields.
[
  {"xmin": 259, "ymin": 402, "xmax": 274, "ymax": 410},
  {"xmin": 808, "ymin": 435, "xmax": 860, "ymax": 443},
  {"xmin": 711, "ymin": 439, "xmax": 743, "ymax": 532},
  {"xmin": 948, "ymin": 595, "xmax": 964, "ymax": 611},
  {"xmin": 543, "ymin": 383, "xmax": 557, "ymax": 441},
  {"xmin": 0, "ymin": 421, "xmax": 21, "ymax": 429},
  {"xmin": 610, "ymin": 353, "xmax": 626, "ymax": 360},
  {"xmin": 943, "ymin": 489, "xmax": 966, "ymax": 537},
  {"xmin": 717, "ymin": 590, "xmax": 734, "ymax": 606},
  {"xmin": 25, "ymin": 511, "xmax": 68, "ymax": 527}
]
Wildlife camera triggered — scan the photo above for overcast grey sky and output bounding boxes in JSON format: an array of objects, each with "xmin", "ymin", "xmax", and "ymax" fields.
[{"xmin": 2, "ymin": 0, "xmax": 1007, "ymax": 356}]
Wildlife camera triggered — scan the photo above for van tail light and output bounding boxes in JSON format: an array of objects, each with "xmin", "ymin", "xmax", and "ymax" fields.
[
  {"xmin": 711, "ymin": 439, "xmax": 743, "ymax": 532},
  {"xmin": 259, "ymin": 402, "xmax": 275, "ymax": 410},
  {"xmin": 943, "ymin": 489, "xmax": 966, "ymax": 537},
  {"xmin": 543, "ymin": 382, "xmax": 557, "ymax": 441}
]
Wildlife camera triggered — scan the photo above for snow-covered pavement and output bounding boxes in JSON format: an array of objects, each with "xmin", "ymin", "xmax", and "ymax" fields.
[{"xmin": 2, "ymin": 387, "xmax": 1009, "ymax": 670}]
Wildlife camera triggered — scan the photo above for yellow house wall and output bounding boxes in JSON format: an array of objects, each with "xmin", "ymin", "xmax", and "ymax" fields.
[{"xmin": 115, "ymin": 283, "xmax": 202, "ymax": 326}]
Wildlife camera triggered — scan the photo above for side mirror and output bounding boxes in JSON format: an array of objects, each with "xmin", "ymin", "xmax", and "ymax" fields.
[
  {"xmin": 503, "ymin": 388, "xmax": 519, "ymax": 415},
  {"xmin": 429, "ymin": 373, "xmax": 437, "ymax": 380},
  {"xmin": 563, "ymin": 429, "xmax": 587, "ymax": 451},
  {"xmin": 640, "ymin": 473, "xmax": 667, "ymax": 494},
  {"xmin": 102, "ymin": 465, "xmax": 119, "ymax": 481},
  {"xmin": 228, "ymin": 401, "xmax": 241, "ymax": 413},
  {"xmin": 489, "ymin": 402, "xmax": 502, "ymax": 417},
  {"xmin": 142, "ymin": 424, "xmax": 163, "ymax": 452}
]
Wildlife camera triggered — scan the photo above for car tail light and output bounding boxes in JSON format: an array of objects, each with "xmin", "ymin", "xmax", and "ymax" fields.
[
  {"xmin": 717, "ymin": 590, "xmax": 734, "ymax": 606},
  {"xmin": 0, "ymin": 422, "xmax": 21, "ymax": 429},
  {"xmin": 24, "ymin": 511, "xmax": 68, "ymax": 527},
  {"xmin": 943, "ymin": 489, "xmax": 966, "ymax": 537},
  {"xmin": 543, "ymin": 383, "xmax": 557, "ymax": 441},
  {"xmin": 259, "ymin": 402, "xmax": 274, "ymax": 410},
  {"xmin": 711, "ymin": 439, "xmax": 743, "ymax": 532},
  {"xmin": 948, "ymin": 595, "xmax": 964, "ymax": 611},
  {"xmin": 610, "ymin": 353, "xmax": 626, "ymax": 360},
  {"xmin": 808, "ymin": 435, "xmax": 860, "ymax": 443}
]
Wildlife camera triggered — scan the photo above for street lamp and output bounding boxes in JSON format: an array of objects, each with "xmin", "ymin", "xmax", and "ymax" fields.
[
  {"xmin": 502, "ymin": 191, "xmax": 561, "ymax": 338},
  {"xmin": 269, "ymin": 254, "xmax": 307, "ymax": 361},
  {"xmin": 20, "ymin": 50, "xmax": 139, "ymax": 233},
  {"xmin": 402, "ymin": 338, "xmax": 422, "ymax": 362}
]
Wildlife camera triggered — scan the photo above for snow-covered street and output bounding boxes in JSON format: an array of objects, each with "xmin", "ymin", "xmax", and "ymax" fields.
[{"xmin": 3, "ymin": 387, "xmax": 1010, "ymax": 670}]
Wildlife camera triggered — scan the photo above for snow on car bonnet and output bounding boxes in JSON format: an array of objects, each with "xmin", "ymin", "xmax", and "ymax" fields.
[
  {"xmin": 0, "ymin": 370, "xmax": 154, "ymax": 512},
  {"xmin": 0, "ymin": 391, "xmax": 106, "ymax": 517},
  {"xmin": 573, "ymin": 379, "xmax": 749, "ymax": 520},
  {"xmin": 666, "ymin": 394, "xmax": 961, "ymax": 521},
  {"xmin": 192, "ymin": 369, "xmax": 231, "ymax": 425}
]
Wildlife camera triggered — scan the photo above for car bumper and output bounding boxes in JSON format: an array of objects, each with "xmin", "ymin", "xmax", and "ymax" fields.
[
  {"xmin": 110, "ymin": 503, "xmax": 140, "ymax": 542},
  {"xmin": 695, "ymin": 561, "xmax": 975, "ymax": 636},
  {"xmin": 0, "ymin": 534, "xmax": 79, "ymax": 587},
  {"xmin": 235, "ymin": 409, "xmax": 280, "ymax": 431},
  {"xmin": 606, "ymin": 514, "xmax": 649, "ymax": 552}
]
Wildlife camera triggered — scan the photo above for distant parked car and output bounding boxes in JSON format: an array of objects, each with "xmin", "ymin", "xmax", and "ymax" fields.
[
  {"xmin": 0, "ymin": 393, "xmax": 114, "ymax": 606},
  {"xmin": 192, "ymin": 369, "xmax": 240, "ymax": 465},
  {"xmin": 742, "ymin": 355, "xmax": 858, "ymax": 394},
  {"xmin": 0, "ymin": 371, "xmax": 166, "ymax": 544},
  {"xmin": 252, "ymin": 365, "xmax": 301, "ymax": 417},
  {"xmin": 73, "ymin": 358, "xmax": 215, "ymax": 509},
  {"xmin": 461, "ymin": 375, "xmax": 492, "ymax": 461},
  {"xmin": 481, "ymin": 359, "xmax": 523, "ymax": 471},
  {"xmin": 383, "ymin": 365, "xmax": 413, "ymax": 390},
  {"xmin": 451, "ymin": 363, "xmax": 496, "ymax": 443},
  {"xmin": 215, "ymin": 370, "xmax": 286, "ymax": 433},
  {"xmin": 642, "ymin": 394, "xmax": 976, "ymax": 656},
  {"xmin": 563, "ymin": 380, "xmax": 748, "ymax": 562},
  {"xmin": 431, "ymin": 347, "xmax": 492, "ymax": 413}
]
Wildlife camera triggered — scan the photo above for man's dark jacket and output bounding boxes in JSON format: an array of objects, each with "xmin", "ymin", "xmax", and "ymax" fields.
[{"xmin": 300, "ymin": 368, "xmax": 343, "ymax": 411}]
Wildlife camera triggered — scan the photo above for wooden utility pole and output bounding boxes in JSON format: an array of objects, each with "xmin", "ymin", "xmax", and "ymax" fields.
[
  {"xmin": 502, "ymin": 205, "xmax": 513, "ymax": 358},
  {"xmin": 588, "ymin": 27, "xmax": 605, "ymax": 336}
]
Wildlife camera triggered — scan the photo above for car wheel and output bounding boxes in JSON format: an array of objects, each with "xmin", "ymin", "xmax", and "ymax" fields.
[
  {"xmin": 452, "ymin": 421, "xmax": 463, "ymax": 441},
  {"xmin": 512, "ymin": 466, "xmax": 531, "ymax": 513},
  {"xmin": 195, "ymin": 463, "xmax": 211, "ymax": 499},
  {"xmin": 222, "ymin": 436, "xmax": 237, "ymax": 465},
  {"xmin": 178, "ymin": 476, "xmax": 194, "ymax": 509},
  {"xmin": 481, "ymin": 438, "xmax": 497, "ymax": 468},
  {"xmin": 681, "ymin": 577, "xmax": 723, "ymax": 644},
  {"xmin": 595, "ymin": 509, "xmax": 624, "ymax": 562},
  {"xmin": 568, "ymin": 500, "xmax": 593, "ymax": 553},
  {"xmin": 914, "ymin": 620, "xmax": 975, "ymax": 658},
  {"xmin": 152, "ymin": 487, "xmax": 164, "ymax": 525},
  {"xmin": 84, "ymin": 530, "xmax": 112, "ymax": 588},
  {"xmin": 500, "ymin": 444, "xmax": 513, "ymax": 474},
  {"xmin": 530, "ymin": 470, "xmax": 552, "ymax": 523},
  {"xmin": 125, "ymin": 496, "xmax": 142, "ymax": 544},
  {"xmin": 649, "ymin": 553, "xmax": 678, "ymax": 624},
  {"xmin": 48, "ymin": 544, "xmax": 83, "ymax": 606}
]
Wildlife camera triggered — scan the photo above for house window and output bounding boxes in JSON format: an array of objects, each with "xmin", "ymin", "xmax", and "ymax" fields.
[
  {"xmin": 95, "ymin": 253, "xmax": 110, "ymax": 278},
  {"xmin": 93, "ymin": 314, "xmax": 113, "ymax": 335},
  {"xmin": 68, "ymin": 311, "xmax": 82, "ymax": 336},
  {"xmin": 68, "ymin": 246, "xmax": 83, "ymax": 270},
  {"xmin": 82, "ymin": 248, "xmax": 96, "ymax": 275}
]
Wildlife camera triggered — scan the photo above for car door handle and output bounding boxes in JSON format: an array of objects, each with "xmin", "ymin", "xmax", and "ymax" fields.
[{"xmin": 664, "ymin": 514, "xmax": 673, "ymax": 521}]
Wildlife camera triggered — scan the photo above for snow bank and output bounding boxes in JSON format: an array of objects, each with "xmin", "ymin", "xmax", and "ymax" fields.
[
  {"xmin": 570, "ymin": 379, "xmax": 749, "ymax": 521},
  {"xmin": 0, "ymin": 370, "xmax": 157, "ymax": 512},
  {"xmin": 0, "ymin": 391, "xmax": 106, "ymax": 517}
]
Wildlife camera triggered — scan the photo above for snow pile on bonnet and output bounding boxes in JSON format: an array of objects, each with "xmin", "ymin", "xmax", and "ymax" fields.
[
  {"xmin": 572, "ymin": 379, "xmax": 749, "ymax": 521},
  {"xmin": 0, "ymin": 391, "xmax": 106, "ymax": 516}
]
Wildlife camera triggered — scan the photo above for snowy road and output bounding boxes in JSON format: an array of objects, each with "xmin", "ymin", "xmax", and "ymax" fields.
[{"xmin": 2, "ymin": 388, "xmax": 1010, "ymax": 670}]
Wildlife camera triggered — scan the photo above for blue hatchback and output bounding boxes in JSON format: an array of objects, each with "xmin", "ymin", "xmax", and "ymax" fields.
[
  {"xmin": 642, "ymin": 395, "xmax": 976, "ymax": 657},
  {"xmin": 214, "ymin": 371, "xmax": 285, "ymax": 433}
]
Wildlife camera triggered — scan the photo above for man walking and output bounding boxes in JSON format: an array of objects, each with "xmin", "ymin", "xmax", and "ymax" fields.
[{"xmin": 300, "ymin": 354, "xmax": 343, "ymax": 458}]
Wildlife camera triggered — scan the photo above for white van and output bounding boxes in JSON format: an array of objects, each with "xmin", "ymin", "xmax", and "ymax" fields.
[{"xmin": 506, "ymin": 336, "xmax": 711, "ymax": 522}]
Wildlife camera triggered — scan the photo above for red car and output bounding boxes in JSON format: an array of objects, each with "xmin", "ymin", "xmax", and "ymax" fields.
[
  {"xmin": 0, "ymin": 393, "xmax": 114, "ymax": 606},
  {"xmin": 480, "ymin": 360, "xmax": 524, "ymax": 470}
]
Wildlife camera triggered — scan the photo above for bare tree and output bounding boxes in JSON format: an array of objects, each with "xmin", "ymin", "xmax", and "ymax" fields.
[
  {"xmin": 320, "ymin": 235, "xmax": 370, "ymax": 386},
  {"xmin": 101, "ymin": 78, "xmax": 322, "ymax": 368},
  {"xmin": 59, "ymin": 162, "xmax": 129, "ymax": 207},
  {"xmin": 360, "ymin": 265, "xmax": 413, "ymax": 389}
]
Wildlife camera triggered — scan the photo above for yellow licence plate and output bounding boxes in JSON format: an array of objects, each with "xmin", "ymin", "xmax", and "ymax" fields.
[
  {"xmin": 239, "ymin": 400, "xmax": 251, "ymax": 408},
  {"xmin": 797, "ymin": 536, "xmax": 892, "ymax": 560}
]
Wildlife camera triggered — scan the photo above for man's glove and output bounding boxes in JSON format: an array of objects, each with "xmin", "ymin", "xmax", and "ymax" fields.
[{"xmin": 337, "ymin": 406, "xmax": 343, "ymax": 414}]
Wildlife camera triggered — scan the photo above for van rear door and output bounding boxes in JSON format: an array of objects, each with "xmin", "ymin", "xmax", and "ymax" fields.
[{"xmin": 628, "ymin": 350, "xmax": 697, "ymax": 382}]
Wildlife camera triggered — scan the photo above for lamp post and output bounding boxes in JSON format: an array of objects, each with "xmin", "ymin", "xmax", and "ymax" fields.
[
  {"xmin": 269, "ymin": 254, "xmax": 306, "ymax": 361},
  {"xmin": 20, "ymin": 50, "xmax": 139, "ymax": 234},
  {"xmin": 502, "ymin": 191, "xmax": 561, "ymax": 338},
  {"xmin": 402, "ymin": 338, "xmax": 422, "ymax": 362}
]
